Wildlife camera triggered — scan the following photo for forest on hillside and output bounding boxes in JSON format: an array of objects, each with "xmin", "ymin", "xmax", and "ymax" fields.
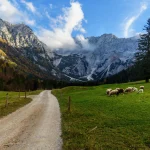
[{"xmin": 0, "ymin": 38, "xmax": 70, "ymax": 91}]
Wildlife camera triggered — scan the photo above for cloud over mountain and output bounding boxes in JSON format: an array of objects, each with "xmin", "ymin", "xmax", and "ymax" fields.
[{"xmin": 38, "ymin": 1, "xmax": 88, "ymax": 50}]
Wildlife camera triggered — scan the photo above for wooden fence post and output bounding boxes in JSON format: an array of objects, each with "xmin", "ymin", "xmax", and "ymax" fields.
[
  {"xmin": 19, "ymin": 88, "xmax": 20, "ymax": 99},
  {"xmin": 68, "ymin": 96, "xmax": 71, "ymax": 112},
  {"xmin": 25, "ymin": 88, "xmax": 27, "ymax": 99},
  {"xmin": 5, "ymin": 93, "xmax": 8, "ymax": 107}
]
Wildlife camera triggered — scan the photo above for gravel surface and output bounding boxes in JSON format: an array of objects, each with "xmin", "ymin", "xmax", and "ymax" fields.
[{"xmin": 0, "ymin": 90, "xmax": 62, "ymax": 150}]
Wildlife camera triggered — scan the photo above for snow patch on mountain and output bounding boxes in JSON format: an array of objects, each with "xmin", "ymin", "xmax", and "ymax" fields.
[
  {"xmin": 53, "ymin": 58, "xmax": 62, "ymax": 67},
  {"xmin": 86, "ymin": 68, "xmax": 96, "ymax": 81},
  {"xmin": 54, "ymin": 34, "xmax": 138, "ymax": 81}
]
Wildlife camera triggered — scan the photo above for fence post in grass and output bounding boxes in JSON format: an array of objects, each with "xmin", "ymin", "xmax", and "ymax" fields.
[
  {"xmin": 19, "ymin": 88, "xmax": 20, "ymax": 99},
  {"xmin": 68, "ymin": 96, "xmax": 71, "ymax": 112},
  {"xmin": 60, "ymin": 90, "xmax": 62, "ymax": 99},
  {"xmin": 24, "ymin": 89, "xmax": 27, "ymax": 99},
  {"xmin": 5, "ymin": 93, "xmax": 8, "ymax": 107}
]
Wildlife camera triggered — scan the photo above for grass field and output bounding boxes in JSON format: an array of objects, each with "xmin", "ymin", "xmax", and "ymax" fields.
[
  {"xmin": 0, "ymin": 90, "xmax": 42, "ymax": 118},
  {"xmin": 52, "ymin": 81, "xmax": 150, "ymax": 150}
]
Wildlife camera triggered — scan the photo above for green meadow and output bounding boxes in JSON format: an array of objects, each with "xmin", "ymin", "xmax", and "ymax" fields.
[
  {"xmin": 0, "ymin": 90, "xmax": 42, "ymax": 118},
  {"xmin": 52, "ymin": 81, "xmax": 150, "ymax": 150}
]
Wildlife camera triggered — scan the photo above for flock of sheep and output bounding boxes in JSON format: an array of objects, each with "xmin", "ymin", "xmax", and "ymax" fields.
[{"xmin": 106, "ymin": 86, "xmax": 144, "ymax": 96}]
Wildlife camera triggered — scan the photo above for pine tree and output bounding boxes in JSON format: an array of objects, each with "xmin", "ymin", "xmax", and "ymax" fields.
[{"xmin": 136, "ymin": 18, "xmax": 150, "ymax": 82}]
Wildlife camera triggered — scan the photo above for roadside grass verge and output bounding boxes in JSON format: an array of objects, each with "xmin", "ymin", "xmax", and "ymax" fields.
[
  {"xmin": 52, "ymin": 81, "xmax": 150, "ymax": 149},
  {"xmin": 0, "ymin": 90, "xmax": 43, "ymax": 118},
  {"xmin": 27, "ymin": 90, "xmax": 43, "ymax": 95}
]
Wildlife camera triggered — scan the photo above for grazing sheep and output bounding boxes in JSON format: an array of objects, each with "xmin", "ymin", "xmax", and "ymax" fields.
[
  {"xmin": 124, "ymin": 87, "xmax": 133, "ymax": 93},
  {"xmin": 128, "ymin": 87, "xmax": 134, "ymax": 89},
  {"xmin": 133, "ymin": 87, "xmax": 138, "ymax": 92},
  {"xmin": 138, "ymin": 89, "xmax": 144, "ymax": 93},
  {"xmin": 109, "ymin": 89, "xmax": 119, "ymax": 96},
  {"xmin": 140, "ymin": 86, "xmax": 144, "ymax": 89},
  {"xmin": 117, "ymin": 88, "xmax": 124, "ymax": 94},
  {"xmin": 106, "ymin": 89, "xmax": 112, "ymax": 95}
]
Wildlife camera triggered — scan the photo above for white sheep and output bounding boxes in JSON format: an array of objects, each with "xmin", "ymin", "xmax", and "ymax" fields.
[
  {"xmin": 124, "ymin": 87, "xmax": 133, "ymax": 93},
  {"xmin": 128, "ymin": 87, "xmax": 133, "ymax": 88},
  {"xmin": 138, "ymin": 89, "xmax": 144, "ymax": 93},
  {"xmin": 106, "ymin": 89, "xmax": 112, "ymax": 95},
  {"xmin": 140, "ymin": 86, "xmax": 144, "ymax": 89},
  {"xmin": 133, "ymin": 87, "xmax": 138, "ymax": 92},
  {"xmin": 109, "ymin": 89, "xmax": 119, "ymax": 96}
]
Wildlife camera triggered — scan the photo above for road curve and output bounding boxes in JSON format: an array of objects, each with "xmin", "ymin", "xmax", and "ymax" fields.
[{"xmin": 0, "ymin": 90, "xmax": 62, "ymax": 150}]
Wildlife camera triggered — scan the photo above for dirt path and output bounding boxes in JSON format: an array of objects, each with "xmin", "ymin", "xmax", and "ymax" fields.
[{"xmin": 0, "ymin": 90, "xmax": 62, "ymax": 150}]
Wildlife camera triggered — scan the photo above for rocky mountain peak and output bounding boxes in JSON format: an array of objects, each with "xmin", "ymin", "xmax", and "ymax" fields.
[
  {"xmin": 0, "ymin": 18, "xmax": 139, "ymax": 81},
  {"xmin": 11, "ymin": 23, "xmax": 33, "ymax": 34},
  {"xmin": 0, "ymin": 19, "xmax": 42, "ymax": 49},
  {"xmin": 100, "ymin": 33, "xmax": 118, "ymax": 39}
]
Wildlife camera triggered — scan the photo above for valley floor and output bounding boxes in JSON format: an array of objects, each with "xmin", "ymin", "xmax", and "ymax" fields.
[{"xmin": 52, "ymin": 81, "xmax": 150, "ymax": 149}]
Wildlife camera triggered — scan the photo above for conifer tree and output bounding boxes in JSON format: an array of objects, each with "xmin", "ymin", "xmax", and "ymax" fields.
[{"xmin": 136, "ymin": 18, "xmax": 150, "ymax": 82}]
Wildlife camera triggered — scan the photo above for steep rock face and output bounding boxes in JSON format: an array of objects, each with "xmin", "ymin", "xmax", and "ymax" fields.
[
  {"xmin": 57, "ymin": 54, "xmax": 89, "ymax": 77},
  {"xmin": 0, "ymin": 19, "xmax": 43, "ymax": 49},
  {"xmin": 53, "ymin": 34, "xmax": 138, "ymax": 81},
  {"xmin": 0, "ymin": 19, "xmax": 60, "ymax": 79}
]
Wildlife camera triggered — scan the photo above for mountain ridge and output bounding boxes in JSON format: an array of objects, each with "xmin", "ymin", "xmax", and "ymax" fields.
[
  {"xmin": 0, "ymin": 18, "xmax": 138, "ymax": 81},
  {"xmin": 53, "ymin": 33, "xmax": 138, "ymax": 81},
  {"xmin": 0, "ymin": 19, "xmax": 63, "ymax": 80}
]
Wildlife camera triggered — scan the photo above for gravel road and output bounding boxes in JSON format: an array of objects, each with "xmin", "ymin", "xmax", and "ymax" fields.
[{"xmin": 0, "ymin": 90, "xmax": 62, "ymax": 150}]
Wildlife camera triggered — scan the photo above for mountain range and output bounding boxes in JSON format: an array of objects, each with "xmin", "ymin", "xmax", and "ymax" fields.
[{"xmin": 0, "ymin": 18, "xmax": 138, "ymax": 81}]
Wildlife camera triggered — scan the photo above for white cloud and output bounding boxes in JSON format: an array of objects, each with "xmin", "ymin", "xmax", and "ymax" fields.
[
  {"xmin": 49, "ymin": 4, "xmax": 53, "ymax": 9},
  {"xmin": 38, "ymin": 1, "xmax": 87, "ymax": 50},
  {"xmin": 21, "ymin": 0, "xmax": 36, "ymax": 13},
  {"xmin": 123, "ymin": 3, "xmax": 147, "ymax": 38},
  {"xmin": 76, "ymin": 34, "xmax": 96, "ymax": 50},
  {"xmin": 11, "ymin": 0, "xmax": 19, "ymax": 8},
  {"xmin": 45, "ymin": 11, "xmax": 51, "ymax": 20},
  {"xmin": 0, "ymin": 0, "xmax": 21, "ymax": 22},
  {"xmin": 39, "ymin": 28, "xmax": 77, "ymax": 50},
  {"xmin": 24, "ymin": 18, "xmax": 35, "ymax": 26},
  {"xmin": 0, "ymin": 0, "xmax": 35, "ymax": 26}
]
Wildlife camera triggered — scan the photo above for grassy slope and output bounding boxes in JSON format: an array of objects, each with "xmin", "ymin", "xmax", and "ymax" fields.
[
  {"xmin": 0, "ymin": 90, "xmax": 42, "ymax": 118},
  {"xmin": 52, "ymin": 81, "xmax": 150, "ymax": 150}
]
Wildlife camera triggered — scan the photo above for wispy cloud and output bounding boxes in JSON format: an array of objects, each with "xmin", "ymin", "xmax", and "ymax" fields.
[
  {"xmin": 0, "ymin": 0, "xmax": 21, "ymax": 22},
  {"xmin": 49, "ymin": 4, "xmax": 53, "ymax": 9},
  {"xmin": 123, "ymin": 3, "xmax": 147, "ymax": 38},
  {"xmin": 11, "ymin": 0, "xmax": 19, "ymax": 8},
  {"xmin": 0, "ymin": 0, "xmax": 35, "ymax": 26},
  {"xmin": 24, "ymin": 18, "xmax": 35, "ymax": 26},
  {"xmin": 38, "ymin": 1, "xmax": 87, "ymax": 50},
  {"xmin": 21, "ymin": 0, "xmax": 36, "ymax": 13},
  {"xmin": 76, "ymin": 34, "xmax": 96, "ymax": 50}
]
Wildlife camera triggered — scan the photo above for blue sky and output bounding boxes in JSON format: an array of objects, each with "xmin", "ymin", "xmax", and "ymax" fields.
[{"xmin": 0, "ymin": 0, "xmax": 150, "ymax": 49}]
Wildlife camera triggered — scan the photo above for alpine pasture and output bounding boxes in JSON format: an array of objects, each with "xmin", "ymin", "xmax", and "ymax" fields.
[{"xmin": 52, "ymin": 81, "xmax": 150, "ymax": 149}]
